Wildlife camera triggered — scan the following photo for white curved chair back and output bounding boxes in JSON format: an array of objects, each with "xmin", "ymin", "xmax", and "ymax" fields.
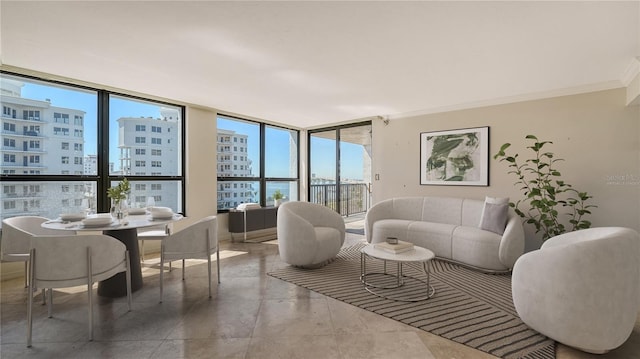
[
  {"xmin": 512, "ymin": 227, "xmax": 639, "ymax": 353},
  {"xmin": 27, "ymin": 234, "xmax": 132, "ymax": 347},
  {"xmin": 277, "ymin": 201, "xmax": 345, "ymax": 268},
  {"xmin": 279, "ymin": 201, "xmax": 346, "ymax": 239},
  {"xmin": 160, "ymin": 215, "xmax": 219, "ymax": 302},
  {"xmin": 2, "ymin": 216, "xmax": 61, "ymax": 288},
  {"xmin": 162, "ymin": 216, "xmax": 217, "ymax": 260},
  {"xmin": 2, "ymin": 216, "xmax": 60, "ymax": 258},
  {"xmin": 138, "ymin": 223, "xmax": 172, "ymax": 262},
  {"xmin": 31, "ymin": 235, "xmax": 130, "ymax": 288}
]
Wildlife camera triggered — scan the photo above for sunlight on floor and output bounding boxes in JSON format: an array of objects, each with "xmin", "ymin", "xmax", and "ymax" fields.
[{"xmin": 52, "ymin": 249, "xmax": 248, "ymax": 295}]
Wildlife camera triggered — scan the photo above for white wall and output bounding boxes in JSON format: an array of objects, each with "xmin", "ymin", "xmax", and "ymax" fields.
[{"xmin": 371, "ymin": 88, "xmax": 640, "ymax": 250}]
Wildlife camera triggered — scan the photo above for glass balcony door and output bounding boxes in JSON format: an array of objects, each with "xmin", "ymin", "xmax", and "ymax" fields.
[{"xmin": 308, "ymin": 122, "xmax": 371, "ymax": 216}]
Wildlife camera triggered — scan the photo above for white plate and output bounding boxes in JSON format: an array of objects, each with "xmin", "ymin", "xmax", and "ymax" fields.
[
  {"xmin": 82, "ymin": 216, "xmax": 113, "ymax": 227},
  {"xmin": 128, "ymin": 207, "xmax": 146, "ymax": 215},
  {"xmin": 60, "ymin": 212, "xmax": 86, "ymax": 221}
]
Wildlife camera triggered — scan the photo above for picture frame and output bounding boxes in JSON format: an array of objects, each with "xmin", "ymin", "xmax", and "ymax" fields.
[{"xmin": 420, "ymin": 126, "xmax": 489, "ymax": 186}]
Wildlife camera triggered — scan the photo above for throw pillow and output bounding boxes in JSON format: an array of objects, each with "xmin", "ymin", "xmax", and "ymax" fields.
[{"xmin": 479, "ymin": 197, "xmax": 509, "ymax": 235}]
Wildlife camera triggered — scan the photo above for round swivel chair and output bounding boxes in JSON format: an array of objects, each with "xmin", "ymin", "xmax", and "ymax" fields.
[{"xmin": 276, "ymin": 201, "xmax": 345, "ymax": 269}]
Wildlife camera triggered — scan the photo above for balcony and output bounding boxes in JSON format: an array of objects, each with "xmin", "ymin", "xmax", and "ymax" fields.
[
  {"xmin": 1, "ymin": 115, "xmax": 44, "ymax": 122},
  {"xmin": 309, "ymin": 183, "xmax": 370, "ymax": 216}
]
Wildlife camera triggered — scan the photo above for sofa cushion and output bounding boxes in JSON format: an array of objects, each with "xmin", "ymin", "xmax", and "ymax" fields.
[
  {"xmin": 452, "ymin": 226, "xmax": 506, "ymax": 271},
  {"xmin": 407, "ymin": 221, "xmax": 455, "ymax": 258},
  {"xmin": 479, "ymin": 197, "xmax": 509, "ymax": 235},
  {"xmin": 421, "ymin": 197, "xmax": 463, "ymax": 225},
  {"xmin": 371, "ymin": 219, "xmax": 455, "ymax": 259}
]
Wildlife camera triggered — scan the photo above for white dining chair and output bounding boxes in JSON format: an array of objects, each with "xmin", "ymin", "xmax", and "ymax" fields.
[
  {"xmin": 138, "ymin": 223, "xmax": 172, "ymax": 266},
  {"xmin": 27, "ymin": 234, "xmax": 132, "ymax": 347},
  {"xmin": 1, "ymin": 216, "xmax": 64, "ymax": 288},
  {"xmin": 159, "ymin": 215, "xmax": 219, "ymax": 302}
]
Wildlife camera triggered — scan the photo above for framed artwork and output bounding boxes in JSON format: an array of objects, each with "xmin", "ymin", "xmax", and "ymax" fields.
[{"xmin": 420, "ymin": 126, "xmax": 489, "ymax": 186}]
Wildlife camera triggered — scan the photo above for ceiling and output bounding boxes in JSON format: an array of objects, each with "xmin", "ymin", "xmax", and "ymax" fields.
[{"xmin": 1, "ymin": 1, "xmax": 639, "ymax": 129}]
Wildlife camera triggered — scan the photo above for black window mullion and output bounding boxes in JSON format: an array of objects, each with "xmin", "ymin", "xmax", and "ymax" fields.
[
  {"xmin": 259, "ymin": 123, "xmax": 266, "ymax": 206},
  {"xmin": 97, "ymin": 90, "xmax": 110, "ymax": 213},
  {"xmin": 336, "ymin": 128, "xmax": 341, "ymax": 214}
]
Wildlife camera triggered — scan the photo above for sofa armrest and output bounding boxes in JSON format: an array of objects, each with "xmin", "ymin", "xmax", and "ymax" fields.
[
  {"xmin": 364, "ymin": 199, "xmax": 394, "ymax": 243},
  {"xmin": 497, "ymin": 209, "xmax": 525, "ymax": 269}
]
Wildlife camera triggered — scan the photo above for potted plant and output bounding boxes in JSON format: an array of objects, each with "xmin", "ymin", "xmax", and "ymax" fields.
[
  {"xmin": 494, "ymin": 135, "xmax": 596, "ymax": 241},
  {"xmin": 273, "ymin": 189, "xmax": 284, "ymax": 207},
  {"xmin": 107, "ymin": 178, "xmax": 130, "ymax": 220}
]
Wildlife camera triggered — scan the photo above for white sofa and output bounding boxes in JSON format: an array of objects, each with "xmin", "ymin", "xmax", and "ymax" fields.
[
  {"xmin": 365, "ymin": 196, "xmax": 525, "ymax": 272},
  {"xmin": 512, "ymin": 227, "xmax": 640, "ymax": 354}
]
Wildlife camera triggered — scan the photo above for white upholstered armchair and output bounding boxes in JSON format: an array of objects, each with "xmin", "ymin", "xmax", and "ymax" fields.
[
  {"xmin": 512, "ymin": 227, "xmax": 639, "ymax": 354},
  {"xmin": 276, "ymin": 201, "xmax": 345, "ymax": 268},
  {"xmin": 1, "ymin": 216, "xmax": 65, "ymax": 288},
  {"xmin": 27, "ymin": 234, "xmax": 132, "ymax": 347}
]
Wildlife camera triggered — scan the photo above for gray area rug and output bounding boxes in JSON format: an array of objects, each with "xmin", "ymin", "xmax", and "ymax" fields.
[
  {"xmin": 345, "ymin": 228, "xmax": 365, "ymax": 235},
  {"xmin": 268, "ymin": 243, "xmax": 555, "ymax": 359}
]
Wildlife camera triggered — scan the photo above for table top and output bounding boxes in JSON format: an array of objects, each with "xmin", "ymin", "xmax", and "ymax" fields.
[
  {"xmin": 42, "ymin": 213, "xmax": 183, "ymax": 232},
  {"xmin": 361, "ymin": 244, "xmax": 435, "ymax": 262}
]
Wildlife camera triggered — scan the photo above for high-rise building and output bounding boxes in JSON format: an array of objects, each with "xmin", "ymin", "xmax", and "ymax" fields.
[
  {"xmin": 116, "ymin": 108, "xmax": 180, "ymax": 208},
  {"xmin": 0, "ymin": 80, "xmax": 182, "ymax": 221},
  {"xmin": 1, "ymin": 79, "xmax": 89, "ymax": 220},
  {"xmin": 216, "ymin": 128, "xmax": 256, "ymax": 209}
]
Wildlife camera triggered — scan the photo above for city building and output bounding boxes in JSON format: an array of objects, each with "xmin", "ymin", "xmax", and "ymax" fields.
[
  {"xmin": 1, "ymin": 79, "xmax": 88, "ymax": 221},
  {"xmin": 216, "ymin": 128, "xmax": 255, "ymax": 209},
  {"xmin": 116, "ymin": 108, "xmax": 181, "ymax": 208}
]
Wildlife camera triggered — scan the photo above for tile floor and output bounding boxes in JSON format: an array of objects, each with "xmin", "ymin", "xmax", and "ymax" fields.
[{"xmin": 1, "ymin": 231, "xmax": 639, "ymax": 359}]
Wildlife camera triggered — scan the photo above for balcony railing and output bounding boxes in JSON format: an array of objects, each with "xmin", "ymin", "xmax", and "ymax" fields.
[{"xmin": 309, "ymin": 183, "xmax": 370, "ymax": 216}]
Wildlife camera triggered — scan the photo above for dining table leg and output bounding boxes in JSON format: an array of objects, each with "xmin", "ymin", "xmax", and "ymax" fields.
[{"xmin": 97, "ymin": 228, "xmax": 143, "ymax": 297}]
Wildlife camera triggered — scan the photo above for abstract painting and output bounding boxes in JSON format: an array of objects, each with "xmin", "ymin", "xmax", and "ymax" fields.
[{"xmin": 420, "ymin": 126, "xmax": 489, "ymax": 186}]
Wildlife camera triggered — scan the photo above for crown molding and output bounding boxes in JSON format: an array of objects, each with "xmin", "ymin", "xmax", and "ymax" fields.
[{"xmin": 388, "ymin": 81, "xmax": 624, "ymax": 120}]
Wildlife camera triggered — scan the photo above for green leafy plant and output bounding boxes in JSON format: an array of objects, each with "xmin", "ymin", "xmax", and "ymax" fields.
[
  {"xmin": 493, "ymin": 135, "xmax": 596, "ymax": 240},
  {"xmin": 273, "ymin": 189, "xmax": 283, "ymax": 201},
  {"xmin": 107, "ymin": 178, "xmax": 130, "ymax": 204}
]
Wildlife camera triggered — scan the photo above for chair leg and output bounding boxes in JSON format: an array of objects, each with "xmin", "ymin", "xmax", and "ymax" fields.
[
  {"xmin": 27, "ymin": 249, "xmax": 35, "ymax": 348},
  {"xmin": 182, "ymin": 259, "xmax": 185, "ymax": 280},
  {"xmin": 140, "ymin": 240, "xmax": 145, "ymax": 262},
  {"xmin": 47, "ymin": 289, "xmax": 53, "ymax": 318},
  {"xmin": 87, "ymin": 247, "xmax": 93, "ymax": 341},
  {"xmin": 41, "ymin": 289, "xmax": 46, "ymax": 306},
  {"xmin": 207, "ymin": 252, "xmax": 212, "ymax": 298},
  {"xmin": 216, "ymin": 246, "xmax": 220, "ymax": 284},
  {"xmin": 125, "ymin": 251, "xmax": 132, "ymax": 311},
  {"xmin": 159, "ymin": 245, "xmax": 164, "ymax": 303},
  {"xmin": 24, "ymin": 261, "xmax": 28, "ymax": 288}
]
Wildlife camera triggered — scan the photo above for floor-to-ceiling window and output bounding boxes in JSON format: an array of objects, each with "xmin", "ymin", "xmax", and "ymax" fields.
[
  {"xmin": 308, "ymin": 122, "xmax": 371, "ymax": 215},
  {"xmin": 108, "ymin": 95, "xmax": 184, "ymax": 212},
  {"xmin": 216, "ymin": 115, "xmax": 299, "ymax": 212},
  {"xmin": 0, "ymin": 72, "xmax": 185, "ymax": 223}
]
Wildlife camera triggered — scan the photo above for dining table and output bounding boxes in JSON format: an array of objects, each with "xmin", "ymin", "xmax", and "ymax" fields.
[{"xmin": 42, "ymin": 212, "xmax": 184, "ymax": 298}]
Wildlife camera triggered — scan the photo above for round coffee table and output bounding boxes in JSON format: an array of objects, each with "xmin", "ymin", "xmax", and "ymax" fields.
[{"xmin": 360, "ymin": 244, "xmax": 436, "ymax": 302}]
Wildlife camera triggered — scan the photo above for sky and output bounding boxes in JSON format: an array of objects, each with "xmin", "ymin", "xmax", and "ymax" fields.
[
  {"xmin": 17, "ymin": 78, "xmax": 364, "ymax": 180},
  {"xmin": 20, "ymin": 81, "xmax": 172, "ymax": 171}
]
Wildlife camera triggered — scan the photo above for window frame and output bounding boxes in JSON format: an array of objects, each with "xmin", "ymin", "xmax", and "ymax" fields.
[
  {"xmin": 216, "ymin": 114, "xmax": 300, "ymax": 213},
  {"xmin": 0, "ymin": 71, "xmax": 186, "ymax": 216}
]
